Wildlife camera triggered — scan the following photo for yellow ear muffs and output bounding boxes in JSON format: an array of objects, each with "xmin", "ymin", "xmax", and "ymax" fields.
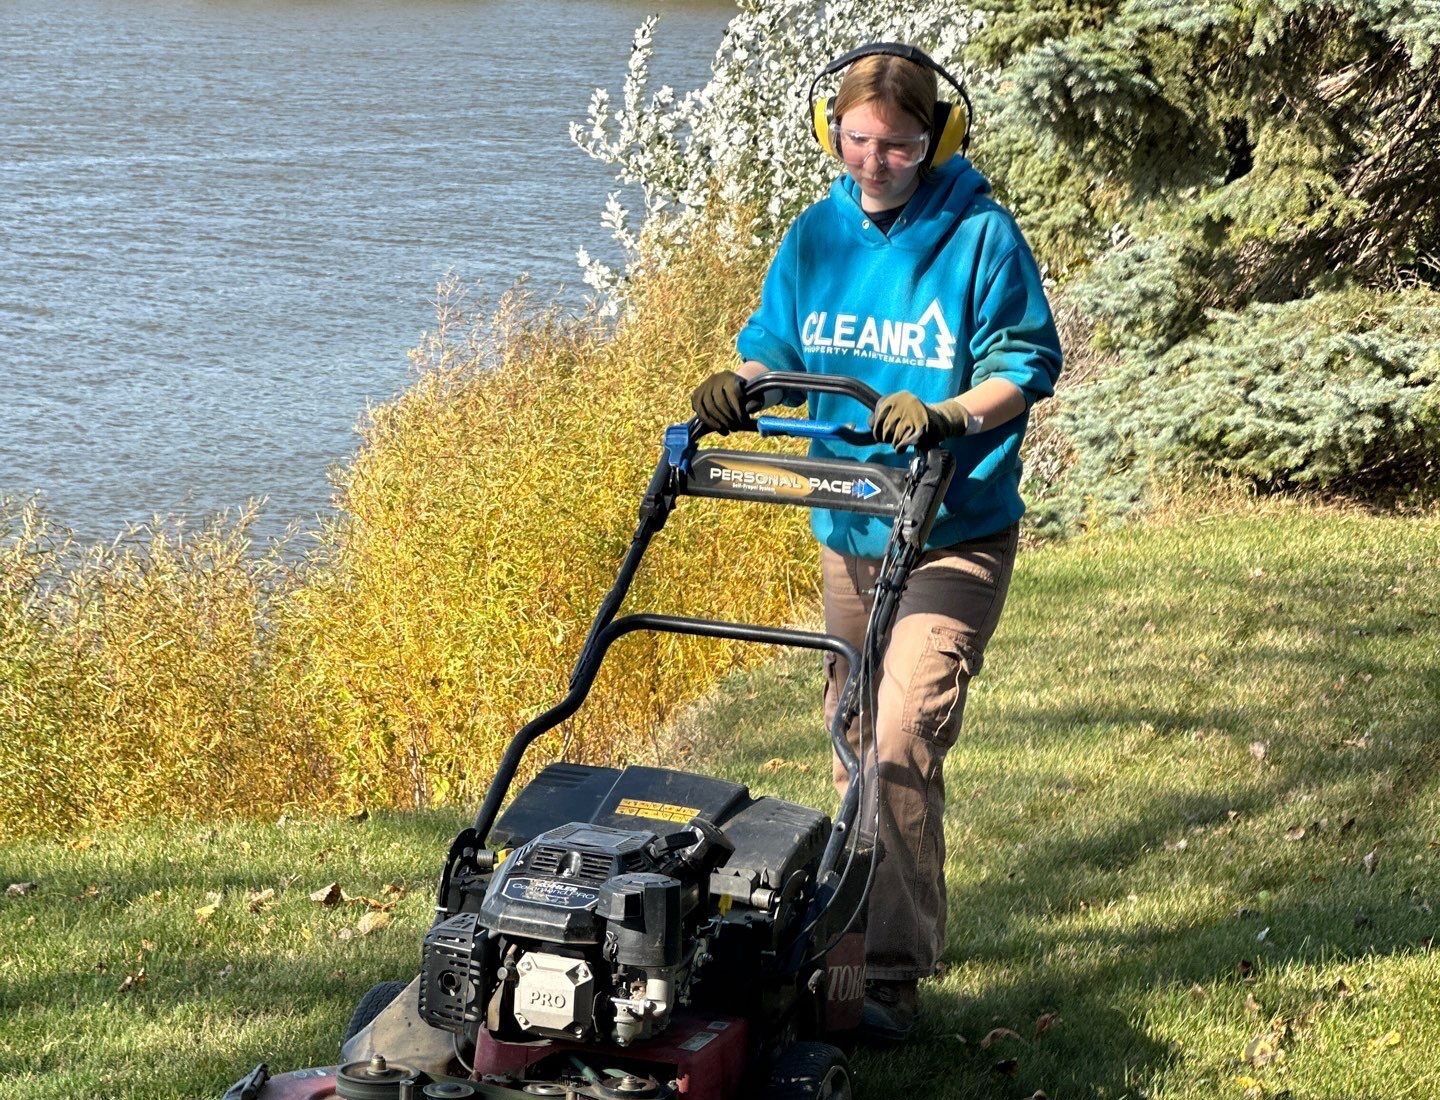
[
  {"xmin": 928, "ymin": 101, "xmax": 969, "ymax": 168},
  {"xmin": 812, "ymin": 96, "xmax": 837, "ymax": 157},
  {"xmin": 807, "ymin": 42, "xmax": 975, "ymax": 165}
]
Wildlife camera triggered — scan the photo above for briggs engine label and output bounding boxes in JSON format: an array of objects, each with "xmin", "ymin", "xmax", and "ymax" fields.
[{"xmin": 501, "ymin": 877, "xmax": 600, "ymax": 910}]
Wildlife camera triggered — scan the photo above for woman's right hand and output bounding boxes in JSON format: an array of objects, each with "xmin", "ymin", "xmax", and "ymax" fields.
[{"xmin": 690, "ymin": 369, "xmax": 752, "ymax": 434}]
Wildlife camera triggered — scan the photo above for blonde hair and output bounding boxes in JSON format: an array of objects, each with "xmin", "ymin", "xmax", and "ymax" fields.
[{"xmin": 831, "ymin": 54, "xmax": 937, "ymax": 134}]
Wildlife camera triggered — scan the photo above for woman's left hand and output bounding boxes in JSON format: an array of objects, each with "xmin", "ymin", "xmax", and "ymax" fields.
[{"xmin": 871, "ymin": 391, "xmax": 971, "ymax": 450}]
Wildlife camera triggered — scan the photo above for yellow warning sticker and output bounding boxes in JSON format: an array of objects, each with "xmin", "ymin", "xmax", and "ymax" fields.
[{"xmin": 614, "ymin": 798, "xmax": 699, "ymax": 824}]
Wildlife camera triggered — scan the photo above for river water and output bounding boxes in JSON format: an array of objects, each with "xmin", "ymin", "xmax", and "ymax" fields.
[{"xmin": 1, "ymin": 0, "xmax": 733, "ymax": 542}]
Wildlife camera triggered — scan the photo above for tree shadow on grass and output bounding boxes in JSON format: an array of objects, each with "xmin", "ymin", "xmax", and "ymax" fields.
[{"xmin": 906, "ymin": 741, "xmax": 1440, "ymax": 1099}]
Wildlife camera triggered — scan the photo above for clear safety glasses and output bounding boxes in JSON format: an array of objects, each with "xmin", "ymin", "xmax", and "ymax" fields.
[{"xmin": 836, "ymin": 128, "xmax": 930, "ymax": 169}]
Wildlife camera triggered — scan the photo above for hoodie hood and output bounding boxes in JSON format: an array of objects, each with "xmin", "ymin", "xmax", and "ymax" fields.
[{"xmin": 831, "ymin": 157, "xmax": 992, "ymax": 251}]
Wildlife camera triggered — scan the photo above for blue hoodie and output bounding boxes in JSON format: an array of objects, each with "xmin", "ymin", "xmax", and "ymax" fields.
[{"xmin": 736, "ymin": 157, "xmax": 1062, "ymax": 558}]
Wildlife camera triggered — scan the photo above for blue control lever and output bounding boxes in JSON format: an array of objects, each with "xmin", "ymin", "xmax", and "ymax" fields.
[{"xmin": 754, "ymin": 416, "xmax": 874, "ymax": 445}]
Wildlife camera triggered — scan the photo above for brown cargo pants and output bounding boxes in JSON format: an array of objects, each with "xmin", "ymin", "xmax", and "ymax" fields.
[{"xmin": 822, "ymin": 523, "xmax": 1019, "ymax": 981}]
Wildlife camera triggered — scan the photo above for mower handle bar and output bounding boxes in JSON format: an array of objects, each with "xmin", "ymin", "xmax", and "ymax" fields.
[
  {"xmin": 472, "ymin": 614, "xmax": 863, "ymax": 847},
  {"xmin": 744, "ymin": 370, "xmax": 882, "ymax": 409},
  {"xmin": 685, "ymin": 371, "xmax": 883, "ymax": 449}
]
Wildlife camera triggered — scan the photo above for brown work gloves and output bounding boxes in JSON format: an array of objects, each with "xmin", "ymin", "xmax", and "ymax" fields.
[
  {"xmin": 870, "ymin": 391, "xmax": 973, "ymax": 451},
  {"xmin": 690, "ymin": 370, "xmax": 753, "ymax": 434}
]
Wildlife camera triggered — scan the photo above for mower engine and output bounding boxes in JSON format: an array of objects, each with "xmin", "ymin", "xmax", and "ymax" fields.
[{"xmin": 420, "ymin": 819, "xmax": 733, "ymax": 1048}]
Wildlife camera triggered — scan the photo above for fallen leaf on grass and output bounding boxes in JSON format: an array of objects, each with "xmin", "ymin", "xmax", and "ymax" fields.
[
  {"xmin": 1234, "ymin": 1075, "xmax": 1263, "ymax": 1096},
  {"xmin": 1244, "ymin": 1034, "xmax": 1283, "ymax": 1068},
  {"xmin": 6, "ymin": 882, "xmax": 37, "ymax": 897},
  {"xmin": 382, "ymin": 883, "xmax": 406, "ymax": 900},
  {"xmin": 981, "ymin": 1027, "xmax": 1023, "ymax": 1049},
  {"xmin": 1361, "ymin": 849, "xmax": 1380, "ymax": 876},
  {"xmin": 992, "ymin": 1059, "xmax": 1019, "ymax": 1077},
  {"xmin": 1256, "ymin": 927, "xmax": 1270, "ymax": 943},
  {"xmin": 194, "ymin": 892, "xmax": 223, "ymax": 923},
  {"xmin": 117, "ymin": 968, "xmax": 146, "ymax": 993},
  {"xmin": 1249, "ymin": 741, "xmax": 1268, "ymax": 763},
  {"xmin": 246, "ymin": 888, "xmax": 275, "ymax": 914},
  {"xmin": 76, "ymin": 884, "xmax": 101, "ymax": 902},
  {"xmin": 336, "ymin": 927, "xmax": 355, "ymax": 941},
  {"xmin": 356, "ymin": 910, "xmax": 392, "ymax": 936},
  {"xmin": 1164, "ymin": 838, "xmax": 1189, "ymax": 852},
  {"xmin": 310, "ymin": 882, "xmax": 343, "ymax": 907},
  {"xmin": 1284, "ymin": 825, "xmax": 1307, "ymax": 842},
  {"xmin": 1244, "ymin": 992, "xmax": 1262, "ymax": 1016},
  {"xmin": 1369, "ymin": 1030, "xmax": 1401, "ymax": 1052},
  {"xmin": 761, "ymin": 757, "xmax": 791, "ymax": 772},
  {"xmin": 1033, "ymin": 1012, "xmax": 1060, "ymax": 1040}
]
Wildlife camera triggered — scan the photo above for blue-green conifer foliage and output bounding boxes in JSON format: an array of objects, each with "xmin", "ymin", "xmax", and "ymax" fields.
[{"xmin": 968, "ymin": 1, "xmax": 1440, "ymax": 522}]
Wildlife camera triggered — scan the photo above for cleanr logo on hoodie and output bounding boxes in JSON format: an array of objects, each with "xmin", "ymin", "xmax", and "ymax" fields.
[{"xmin": 800, "ymin": 298, "xmax": 955, "ymax": 371}]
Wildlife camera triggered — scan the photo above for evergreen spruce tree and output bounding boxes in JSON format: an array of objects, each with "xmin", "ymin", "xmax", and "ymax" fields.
[{"xmin": 970, "ymin": 1, "xmax": 1440, "ymax": 521}]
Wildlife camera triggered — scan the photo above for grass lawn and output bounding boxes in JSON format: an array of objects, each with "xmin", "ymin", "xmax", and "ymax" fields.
[{"xmin": 2, "ymin": 502, "xmax": 1436, "ymax": 1099}]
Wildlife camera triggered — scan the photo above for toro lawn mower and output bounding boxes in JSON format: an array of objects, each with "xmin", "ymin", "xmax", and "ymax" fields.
[{"xmin": 224, "ymin": 372, "xmax": 954, "ymax": 1100}]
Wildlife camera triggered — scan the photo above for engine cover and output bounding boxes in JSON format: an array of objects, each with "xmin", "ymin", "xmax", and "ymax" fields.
[
  {"xmin": 478, "ymin": 822, "xmax": 660, "ymax": 944},
  {"xmin": 422, "ymin": 818, "xmax": 733, "ymax": 1047}
]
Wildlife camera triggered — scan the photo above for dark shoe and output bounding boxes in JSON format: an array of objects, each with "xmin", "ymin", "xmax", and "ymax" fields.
[{"xmin": 860, "ymin": 979, "xmax": 919, "ymax": 1043}]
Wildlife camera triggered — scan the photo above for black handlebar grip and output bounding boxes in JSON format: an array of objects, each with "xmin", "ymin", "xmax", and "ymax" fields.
[{"xmin": 741, "ymin": 371, "xmax": 882, "ymax": 411}]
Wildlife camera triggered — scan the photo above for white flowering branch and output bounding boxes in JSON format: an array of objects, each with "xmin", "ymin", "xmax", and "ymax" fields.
[{"xmin": 570, "ymin": 0, "xmax": 988, "ymax": 312}]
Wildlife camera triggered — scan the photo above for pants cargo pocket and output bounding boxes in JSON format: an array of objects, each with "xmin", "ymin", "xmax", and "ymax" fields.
[{"xmin": 900, "ymin": 624, "xmax": 978, "ymax": 747}]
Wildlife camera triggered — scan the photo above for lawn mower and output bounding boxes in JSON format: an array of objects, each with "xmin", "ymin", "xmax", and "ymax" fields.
[{"xmin": 224, "ymin": 372, "xmax": 955, "ymax": 1100}]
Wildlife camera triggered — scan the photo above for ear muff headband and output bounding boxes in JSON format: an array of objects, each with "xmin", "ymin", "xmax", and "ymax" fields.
[{"xmin": 808, "ymin": 41, "xmax": 973, "ymax": 167}]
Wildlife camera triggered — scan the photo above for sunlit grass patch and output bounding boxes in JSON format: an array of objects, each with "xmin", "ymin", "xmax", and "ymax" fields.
[
  {"xmin": 0, "ymin": 810, "xmax": 467, "ymax": 1099},
  {"xmin": 2, "ymin": 502, "xmax": 1436, "ymax": 1098},
  {"xmin": 685, "ymin": 501, "xmax": 1439, "ymax": 1099}
]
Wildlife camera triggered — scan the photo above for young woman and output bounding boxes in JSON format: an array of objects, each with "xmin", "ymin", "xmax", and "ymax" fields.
[{"xmin": 690, "ymin": 44, "xmax": 1062, "ymax": 1041}]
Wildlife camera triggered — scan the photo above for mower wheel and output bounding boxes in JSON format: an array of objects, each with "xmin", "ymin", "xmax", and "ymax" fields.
[
  {"xmin": 341, "ymin": 980, "xmax": 409, "ymax": 1045},
  {"xmin": 762, "ymin": 1041, "xmax": 853, "ymax": 1100}
]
